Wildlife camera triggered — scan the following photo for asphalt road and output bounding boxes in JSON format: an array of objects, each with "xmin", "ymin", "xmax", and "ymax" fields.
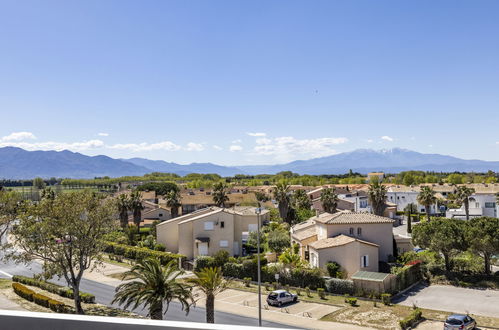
[{"xmin": 0, "ymin": 253, "xmax": 292, "ymax": 328}]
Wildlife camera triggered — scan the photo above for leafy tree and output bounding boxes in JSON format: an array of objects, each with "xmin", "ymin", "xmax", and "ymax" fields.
[
  {"xmin": 417, "ymin": 186, "xmax": 437, "ymax": 221},
  {"xmin": 274, "ymin": 182, "xmax": 291, "ymax": 224},
  {"xmin": 136, "ymin": 182, "xmax": 179, "ymax": 196},
  {"xmin": 292, "ymin": 189, "xmax": 311, "ymax": 210},
  {"xmin": 412, "ymin": 218, "xmax": 466, "ymax": 272},
  {"xmin": 4, "ymin": 191, "xmax": 117, "ymax": 313},
  {"xmin": 212, "ymin": 182, "xmax": 229, "ymax": 208},
  {"xmin": 246, "ymin": 231, "xmax": 266, "ymax": 252},
  {"xmin": 368, "ymin": 181, "xmax": 387, "ymax": 216},
  {"xmin": 186, "ymin": 267, "xmax": 229, "ymax": 324},
  {"xmin": 117, "ymin": 193, "xmax": 130, "ymax": 228},
  {"xmin": 254, "ymin": 191, "xmax": 269, "ymax": 203},
  {"xmin": 326, "ymin": 261, "xmax": 341, "ymax": 278},
  {"xmin": 112, "ymin": 258, "xmax": 193, "ymax": 319},
  {"xmin": 466, "ymin": 217, "xmax": 499, "ymax": 275},
  {"xmin": 129, "ymin": 190, "xmax": 144, "ymax": 231},
  {"xmin": 40, "ymin": 187, "xmax": 55, "ymax": 200},
  {"xmin": 278, "ymin": 248, "xmax": 304, "ymax": 268},
  {"xmin": 213, "ymin": 250, "xmax": 230, "ymax": 267},
  {"xmin": 165, "ymin": 190, "xmax": 181, "ymax": 218},
  {"xmin": 267, "ymin": 229, "xmax": 290, "ymax": 254},
  {"xmin": 320, "ymin": 187, "xmax": 338, "ymax": 213},
  {"xmin": 32, "ymin": 177, "xmax": 46, "ymax": 190},
  {"xmin": 455, "ymin": 186, "xmax": 476, "ymax": 220},
  {"xmin": 447, "ymin": 173, "xmax": 464, "ymax": 185},
  {"xmin": 0, "ymin": 190, "xmax": 22, "ymax": 241}
]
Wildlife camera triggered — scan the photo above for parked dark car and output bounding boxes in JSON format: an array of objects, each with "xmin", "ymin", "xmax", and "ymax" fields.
[{"xmin": 444, "ymin": 314, "xmax": 476, "ymax": 330}]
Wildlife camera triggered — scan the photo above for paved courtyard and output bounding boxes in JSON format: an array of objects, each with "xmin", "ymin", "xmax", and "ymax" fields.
[{"xmin": 395, "ymin": 283, "xmax": 499, "ymax": 318}]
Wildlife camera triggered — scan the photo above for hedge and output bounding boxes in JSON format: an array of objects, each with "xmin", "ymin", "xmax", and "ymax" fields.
[
  {"xmin": 12, "ymin": 275, "xmax": 95, "ymax": 304},
  {"xmin": 103, "ymin": 242, "xmax": 184, "ymax": 266},
  {"xmin": 325, "ymin": 278, "xmax": 354, "ymax": 295},
  {"xmin": 399, "ymin": 308, "xmax": 423, "ymax": 329},
  {"xmin": 12, "ymin": 283, "xmax": 69, "ymax": 313}
]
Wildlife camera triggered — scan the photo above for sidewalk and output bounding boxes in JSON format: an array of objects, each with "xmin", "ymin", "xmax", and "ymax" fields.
[
  {"xmin": 83, "ymin": 260, "xmax": 130, "ymax": 286},
  {"xmin": 192, "ymin": 288, "xmax": 374, "ymax": 330},
  {"xmin": 0, "ymin": 294, "xmax": 26, "ymax": 311}
]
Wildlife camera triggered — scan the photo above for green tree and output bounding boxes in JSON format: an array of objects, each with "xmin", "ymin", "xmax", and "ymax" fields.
[
  {"xmin": 417, "ymin": 186, "xmax": 437, "ymax": 221},
  {"xmin": 186, "ymin": 267, "xmax": 229, "ymax": 324},
  {"xmin": 404, "ymin": 203, "xmax": 417, "ymax": 234},
  {"xmin": 320, "ymin": 187, "xmax": 338, "ymax": 213},
  {"xmin": 136, "ymin": 182, "xmax": 179, "ymax": 196},
  {"xmin": 4, "ymin": 191, "xmax": 117, "ymax": 314},
  {"xmin": 0, "ymin": 190, "xmax": 23, "ymax": 240},
  {"xmin": 274, "ymin": 182, "xmax": 291, "ymax": 224},
  {"xmin": 278, "ymin": 248, "xmax": 304, "ymax": 267},
  {"xmin": 117, "ymin": 193, "xmax": 130, "ymax": 229},
  {"xmin": 292, "ymin": 189, "xmax": 311, "ymax": 210},
  {"xmin": 129, "ymin": 190, "xmax": 144, "ymax": 231},
  {"xmin": 32, "ymin": 177, "xmax": 46, "ymax": 190},
  {"xmin": 267, "ymin": 229, "xmax": 290, "ymax": 254},
  {"xmin": 447, "ymin": 173, "xmax": 464, "ymax": 185},
  {"xmin": 368, "ymin": 181, "xmax": 387, "ymax": 216},
  {"xmin": 466, "ymin": 217, "xmax": 499, "ymax": 275},
  {"xmin": 112, "ymin": 258, "xmax": 193, "ymax": 319},
  {"xmin": 212, "ymin": 182, "xmax": 229, "ymax": 208},
  {"xmin": 455, "ymin": 186, "xmax": 476, "ymax": 220},
  {"xmin": 165, "ymin": 190, "xmax": 181, "ymax": 218},
  {"xmin": 40, "ymin": 187, "xmax": 55, "ymax": 200},
  {"xmin": 412, "ymin": 218, "xmax": 466, "ymax": 272}
]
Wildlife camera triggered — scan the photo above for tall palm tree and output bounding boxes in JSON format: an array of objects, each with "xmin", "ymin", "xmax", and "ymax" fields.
[
  {"xmin": 455, "ymin": 186, "xmax": 476, "ymax": 220},
  {"xmin": 186, "ymin": 267, "xmax": 229, "ymax": 324},
  {"xmin": 212, "ymin": 182, "xmax": 229, "ymax": 208},
  {"xmin": 165, "ymin": 190, "xmax": 181, "ymax": 218},
  {"xmin": 112, "ymin": 258, "xmax": 193, "ymax": 320},
  {"xmin": 320, "ymin": 187, "xmax": 338, "ymax": 213},
  {"xmin": 129, "ymin": 190, "xmax": 144, "ymax": 231},
  {"xmin": 274, "ymin": 182, "xmax": 290, "ymax": 223},
  {"xmin": 368, "ymin": 181, "xmax": 387, "ymax": 216},
  {"xmin": 292, "ymin": 189, "xmax": 311, "ymax": 210},
  {"xmin": 117, "ymin": 193, "xmax": 130, "ymax": 228},
  {"xmin": 417, "ymin": 186, "xmax": 437, "ymax": 222}
]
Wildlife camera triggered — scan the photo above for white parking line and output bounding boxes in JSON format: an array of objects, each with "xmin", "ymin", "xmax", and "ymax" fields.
[{"xmin": 0, "ymin": 269, "xmax": 13, "ymax": 278}]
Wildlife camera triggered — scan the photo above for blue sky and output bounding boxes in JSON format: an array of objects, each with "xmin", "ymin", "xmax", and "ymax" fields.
[{"xmin": 0, "ymin": 0, "xmax": 498, "ymax": 165}]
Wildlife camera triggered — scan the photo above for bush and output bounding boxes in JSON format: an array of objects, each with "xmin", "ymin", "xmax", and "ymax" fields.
[
  {"xmin": 305, "ymin": 287, "xmax": 311, "ymax": 297},
  {"xmin": 326, "ymin": 262, "xmax": 342, "ymax": 278},
  {"xmin": 12, "ymin": 282, "xmax": 34, "ymax": 301},
  {"xmin": 195, "ymin": 256, "xmax": 216, "ymax": 271},
  {"xmin": 222, "ymin": 262, "xmax": 243, "ymax": 278},
  {"xmin": 103, "ymin": 242, "xmax": 184, "ymax": 266},
  {"xmin": 213, "ymin": 250, "xmax": 230, "ymax": 267},
  {"xmin": 325, "ymin": 278, "xmax": 354, "ymax": 295},
  {"xmin": 345, "ymin": 297, "xmax": 357, "ymax": 306},
  {"xmin": 12, "ymin": 283, "xmax": 69, "ymax": 313},
  {"xmin": 399, "ymin": 308, "xmax": 423, "ymax": 329},
  {"xmin": 381, "ymin": 293, "xmax": 391, "ymax": 305},
  {"xmin": 243, "ymin": 277, "xmax": 252, "ymax": 287},
  {"xmin": 295, "ymin": 287, "xmax": 302, "ymax": 296},
  {"xmin": 317, "ymin": 288, "xmax": 326, "ymax": 299},
  {"xmin": 264, "ymin": 282, "xmax": 272, "ymax": 291},
  {"xmin": 12, "ymin": 275, "xmax": 95, "ymax": 303},
  {"xmin": 154, "ymin": 243, "xmax": 166, "ymax": 252}
]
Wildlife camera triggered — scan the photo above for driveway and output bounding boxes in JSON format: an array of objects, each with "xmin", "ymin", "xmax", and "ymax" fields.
[{"xmin": 395, "ymin": 283, "xmax": 499, "ymax": 318}]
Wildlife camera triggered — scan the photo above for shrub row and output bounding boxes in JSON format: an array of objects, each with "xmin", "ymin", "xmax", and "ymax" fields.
[
  {"xmin": 399, "ymin": 308, "xmax": 423, "ymax": 329},
  {"xmin": 324, "ymin": 278, "xmax": 354, "ymax": 295},
  {"xmin": 12, "ymin": 275, "xmax": 95, "ymax": 303},
  {"xmin": 12, "ymin": 282, "xmax": 69, "ymax": 313},
  {"xmin": 103, "ymin": 242, "xmax": 184, "ymax": 266}
]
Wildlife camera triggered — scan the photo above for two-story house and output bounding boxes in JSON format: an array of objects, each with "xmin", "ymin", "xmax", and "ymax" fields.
[
  {"xmin": 156, "ymin": 206, "xmax": 269, "ymax": 259},
  {"xmin": 291, "ymin": 211, "xmax": 394, "ymax": 277}
]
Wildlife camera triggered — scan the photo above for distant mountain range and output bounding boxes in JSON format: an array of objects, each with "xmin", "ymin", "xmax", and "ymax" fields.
[{"xmin": 1, "ymin": 146, "xmax": 499, "ymax": 179}]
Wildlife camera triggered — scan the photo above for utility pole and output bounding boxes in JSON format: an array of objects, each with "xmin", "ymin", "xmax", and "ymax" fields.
[{"xmin": 256, "ymin": 204, "xmax": 262, "ymax": 327}]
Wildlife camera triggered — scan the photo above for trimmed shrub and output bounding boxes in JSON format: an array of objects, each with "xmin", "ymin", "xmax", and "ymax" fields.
[
  {"xmin": 33, "ymin": 293, "xmax": 51, "ymax": 308},
  {"xmin": 12, "ymin": 275, "xmax": 95, "ymax": 304},
  {"xmin": 12, "ymin": 283, "xmax": 69, "ymax": 313},
  {"xmin": 243, "ymin": 277, "xmax": 252, "ymax": 287},
  {"xmin": 399, "ymin": 308, "xmax": 423, "ymax": 329},
  {"xmin": 103, "ymin": 242, "xmax": 184, "ymax": 266},
  {"xmin": 325, "ymin": 278, "xmax": 354, "ymax": 295},
  {"xmin": 222, "ymin": 262, "xmax": 243, "ymax": 278},
  {"xmin": 48, "ymin": 299, "xmax": 68, "ymax": 313},
  {"xmin": 326, "ymin": 262, "xmax": 341, "ymax": 278},
  {"xmin": 345, "ymin": 297, "xmax": 357, "ymax": 306},
  {"xmin": 381, "ymin": 293, "xmax": 391, "ymax": 305},
  {"xmin": 295, "ymin": 287, "xmax": 302, "ymax": 296},
  {"xmin": 264, "ymin": 282, "xmax": 272, "ymax": 291},
  {"xmin": 305, "ymin": 287, "xmax": 311, "ymax": 297},
  {"xmin": 317, "ymin": 288, "xmax": 326, "ymax": 299},
  {"xmin": 12, "ymin": 282, "xmax": 34, "ymax": 301},
  {"xmin": 213, "ymin": 250, "xmax": 230, "ymax": 267},
  {"xmin": 195, "ymin": 256, "xmax": 216, "ymax": 271}
]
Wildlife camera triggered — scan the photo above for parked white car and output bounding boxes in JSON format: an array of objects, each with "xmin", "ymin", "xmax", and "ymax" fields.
[{"xmin": 266, "ymin": 290, "xmax": 298, "ymax": 307}]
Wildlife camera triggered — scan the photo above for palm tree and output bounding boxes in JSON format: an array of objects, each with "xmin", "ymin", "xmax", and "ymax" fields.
[
  {"xmin": 186, "ymin": 267, "xmax": 229, "ymax": 324},
  {"xmin": 368, "ymin": 181, "xmax": 387, "ymax": 216},
  {"xmin": 112, "ymin": 258, "xmax": 193, "ymax": 320},
  {"xmin": 320, "ymin": 187, "xmax": 338, "ymax": 213},
  {"xmin": 274, "ymin": 182, "xmax": 290, "ymax": 223},
  {"xmin": 129, "ymin": 190, "xmax": 144, "ymax": 231},
  {"xmin": 117, "ymin": 193, "xmax": 130, "ymax": 228},
  {"xmin": 165, "ymin": 190, "xmax": 181, "ymax": 218},
  {"xmin": 455, "ymin": 186, "xmax": 476, "ymax": 220},
  {"xmin": 417, "ymin": 186, "xmax": 437, "ymax": 222},
  {"xmin": 278, "ymin": 248, "xmax": 303, "ymax": 268},
  {"xmin": 212, "ymin": 182, "xmax": 229, "ymax": 208},
  {"xmin": 292, "ymin": 189, "xmax": 311, "ymax": 210}
]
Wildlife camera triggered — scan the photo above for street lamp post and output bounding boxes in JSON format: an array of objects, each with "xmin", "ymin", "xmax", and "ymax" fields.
[{"xmin": 256, "ymin": 205, "xmax": 262, "ymax": 327}]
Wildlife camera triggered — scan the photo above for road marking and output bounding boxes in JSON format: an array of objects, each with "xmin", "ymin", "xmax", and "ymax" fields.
[{"xmin": 0, "ymin": 269, "xmax": 13, "ymax": 278}]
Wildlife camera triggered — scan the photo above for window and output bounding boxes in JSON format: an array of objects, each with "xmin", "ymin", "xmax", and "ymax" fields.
[
  {"xmin": 219, "ymin": 240, "xmax": 228, "ymax": 247},
  {"xmin": 159, "ymin": 213, "xmax": 163, "ymax": 217},
  {"xmin": 204, "ymin": 221, "xmax": 214, "ymax": 230},
  {"xmin": 357, "ymin": 228, "xmax": 362, "ymax": 236},
  {"xmin": 220, "ymin": 221, "xmax": 225, "ymax": 228},
  {"xmin": 485, "ymin": 202, "xmax": 496, "ymax": 208},
  {"xmin": 349, "ymin": 228, "xmax": 354, "ymax": 235},
  {"xmin": 361, "ymin": 255, "xmax": 369, "ymax": 268},
  {"xmin": 360, "ymin": 200, "xmax": 368, "ymax": 208}
]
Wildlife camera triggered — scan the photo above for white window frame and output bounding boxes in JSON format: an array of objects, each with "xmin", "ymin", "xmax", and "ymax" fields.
[
  {"xmin": 361, "ymin": 255, "xmax": 369, "ymax": 268},
  {"xmin": 219, "ymin": 240, "xmax": 229, "ymax": 247},
  {"xmin": 204, "ymin": 221, "xmax": 214, "ymax": 231}
]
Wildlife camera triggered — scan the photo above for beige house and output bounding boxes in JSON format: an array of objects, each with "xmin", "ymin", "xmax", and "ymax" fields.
[
  {"xmin": 127, "ymin": 200, "xmax": 172, "ymax": 227},
  {"xmin": 156, "ymin": 206, "xmax": 269, "ymax": 259},
  {"xmin": 291, "ymin": 211, "xmax": 394, "ymax": 276}
]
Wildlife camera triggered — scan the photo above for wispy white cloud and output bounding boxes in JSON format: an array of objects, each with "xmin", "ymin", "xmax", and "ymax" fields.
[
  {"xmin": 108, "ymin": 141, "xmax": 181, "ymax": 152},
  {"xmin": 213, "ymin": 145, "xmax": 223, "ymax": 150},
  {"xmin": 231, "ymin": 139, "xmax": 242, "ymax": 144},
  {"xmin": 0, "ymin": 140, "xmax": 105, "ymax": 151},
  {"xmin": 185, "ymin": 142, "xmax": 204, "ymax": 151},
  {"xmin": 98, "ymin": 132, "xmax": 109, "ymax": 137},
  {"xmin": 1, "ymin": 131, "xmax": 36, "ymax": 142},
  {"xmin": 230, "ymin": 145, "xmax": 243, "ymax": 152},
  {"xmin": 256, "ymin": 138, "xmax": 272, "ymax": 145},
  {"xmin": 252, "ymin": 136, "xmax": 348, "ymax": 162},
  {"xmin": 381, "ymin": 136, "xmax": 394, "ymax": 142},
  {"xmin": 367, "ymin": 139, "xmax": 374, "ymax": 143},
  {"xmin": 247, "ymin": 132, "xmax": 266, "ymax": 137}
]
